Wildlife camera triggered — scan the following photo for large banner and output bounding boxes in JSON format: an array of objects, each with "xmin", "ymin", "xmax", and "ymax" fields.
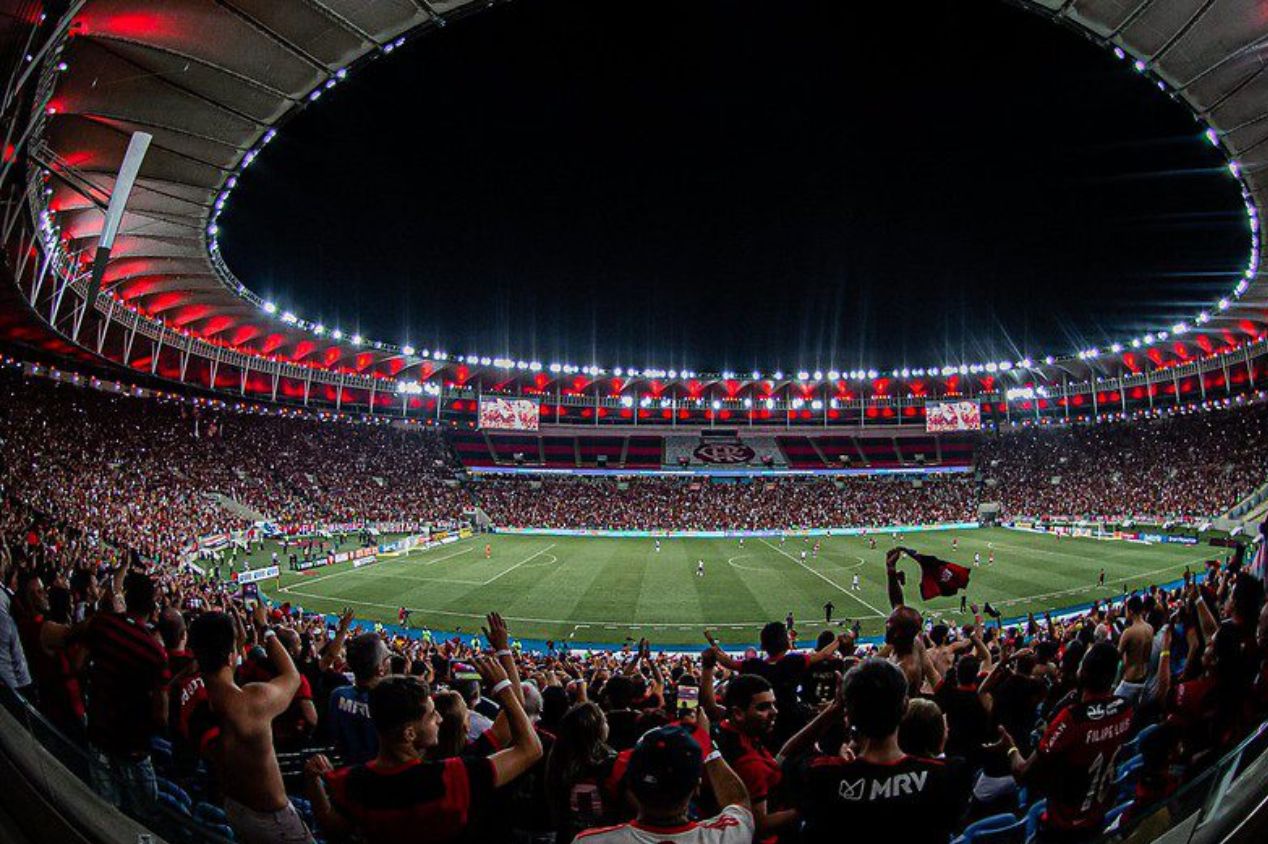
[
  {"xmin": 479, "ymin": 397, "xmax": 540, "ymax": 432},
  {"xmin": 926, "ymin": 400, "xmax": 982, "ymax": 432}
]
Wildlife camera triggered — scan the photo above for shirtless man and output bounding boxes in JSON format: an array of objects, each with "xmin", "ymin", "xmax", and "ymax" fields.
[
  {"xmin": 189, "ymin": 606, "xmax": 312, "ymax": 844},
  {"xmin": 882, "ymin": 548, "xmax": 943, "ymax": 695},
  {"xmin": 1115, "ymin": 595, "xmax": 1154, "ymax": 707}
]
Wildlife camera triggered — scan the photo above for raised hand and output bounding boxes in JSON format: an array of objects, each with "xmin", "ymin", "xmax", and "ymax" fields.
[
  {"xmin": 473, "ymin": 654, "xmax": 509, "ymax": 689},
  {"xmin": 483, "ymin": 612, "xmax": 510, "ymax": 651}
]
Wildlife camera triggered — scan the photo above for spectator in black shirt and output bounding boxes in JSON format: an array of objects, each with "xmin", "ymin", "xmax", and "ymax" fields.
[{"xmin": 780, "ymin": 659, "xmax": 971, "ymax": 843}]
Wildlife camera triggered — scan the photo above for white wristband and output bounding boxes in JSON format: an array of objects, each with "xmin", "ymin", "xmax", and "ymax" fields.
[
  {"xmin": 496, "ymin": 649, "xmax": 512, "ymax": 657},
  {"xmin": 491, "ymin": 679, "xmax": 513, "ymax": 696},
  {"xmin": 704, "ymin": 750, "xmax": 723, "ymax": 763},
  {"xmin": 262, "ymin": 628, "xmax": 277, "ymax": 642}
]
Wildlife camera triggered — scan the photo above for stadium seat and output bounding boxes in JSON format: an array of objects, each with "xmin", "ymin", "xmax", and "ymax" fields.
[
  {"xmin": 969, "ymin": 817, "xmax": 1029, "ymax": 844},
  {"xmin": 194, "ymin": 802, "xmax": 229, "ymax": 825},
  {"xmin": 157, "ymin": 777, "xmax": 193, "ymax": 810},
  {"xmin": 960, "ymin": 813, "xmax": 1018, "ymax": 842},
  {"xmin": 157, "ymin": 791, "xmax": 190, "ymax": 817},
  {"xmin": 1116, "ymin": 753, "xmax": 1143, "ymax": 779},
  {"xmin": 1103, "ymin": 799, "xmax": 1135, "ymax": 834},
  {"xmin": 1024, "ymin": 800, "xmax": 1047, "ymax": 839}
]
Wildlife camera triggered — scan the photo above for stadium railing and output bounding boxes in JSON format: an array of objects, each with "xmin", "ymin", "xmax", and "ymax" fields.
[{"xmin": 0, "ymin": 684, "xmax": 232, "ymax": 844}]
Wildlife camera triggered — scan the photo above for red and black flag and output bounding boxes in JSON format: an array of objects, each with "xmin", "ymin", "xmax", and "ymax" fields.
[{"xmin": 902, "ymin": 548, "xmax": 972, "ymax": 601}]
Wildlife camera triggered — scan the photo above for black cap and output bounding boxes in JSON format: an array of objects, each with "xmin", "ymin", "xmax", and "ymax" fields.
[{"xmin": 626, "ymin": 726, "xmax": 703, "ymax": 802}]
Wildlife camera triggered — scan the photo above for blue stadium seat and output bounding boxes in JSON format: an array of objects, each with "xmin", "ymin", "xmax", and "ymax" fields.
[
  {"xmin": 197, "ymin": 821, "xmax": 236, "ymax": 841},
  {"xmin": 961, "ymin": 813, "xmax": 1018, "ymax": 843},
  {"xmin": 1025, "ymin": 800, "xmax": 1047, "ymax": 839},
  {"xmin": 971, "ymin": 817, "xmax": 1029, "ymax": 844},
  {"xmin": 156, "ymin": 792, "xmax": 190, "ymax": 817},
  {"xmin": 1103, "ymin": 799, "xmax": 1135, "ymax": 834},
  {"xmin": 156, "ymin": 777, "xmax": 192, "ymax": 810},
  {"xmin": 194, "ymin": 801, "xmax": 228, "ymax": 825},
  {"xmin": 1116, "ymin": 753, "xmax": 1144, "ymax": 779}
]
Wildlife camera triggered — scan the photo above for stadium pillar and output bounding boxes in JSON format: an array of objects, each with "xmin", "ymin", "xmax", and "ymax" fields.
[
  {"xmin": 1147, "ymin": 370, "xmax": 1154, "ymax": 410},
  {"xmin": 1091, "ymin": 382, "xmax": 1098, "ymax": 420},
  {"xmin": 123, "ymin": 322, "xmax": 137, "ymax": 367},
  {"xmin": 368, "ymin": 379, "xmax": 376, "ymax": 415},
  {"xmin": 1120, "ymin": 377, "xmax": 1127, "ymax": 414},
  {"xmin": 1172, "ymin": 368, "xmax": 1181, "ymax": 406},
  {"xmin": 150, "ymin": 331, "xmax": 164, "ymax": 376},
  {"xmin": 96, "ymin": 298, "xmax": 113, "ymax": 355},
  {"xmin": 1063, "ymin": 375, "xmax": 1070, "ymax": 421},
  {"xmin": 240, "ymin": 358, "xmax": 250, "ymax": 395},
  {"xmin": 303, "ymin": 373, "xmax": 312, "ymax": 407},
  {"xmin": 84, "ymin": 132, "xmax": 153, "ymax": 308},
  {"xmin": 1223, "ymin": 357, "xmax": 1232, "ymax": 396},
  {"xmin": 1198, "ymin": 369, "xmax": 1206, "ymax": 401},
  {"xmin": 179, "ymin": 343, "xmax": 191, "ymax": 383},
  {"xmin": 1245, "ymin": 347, "xmax": 1255, "ymax": 387},
  {"xmin": 272, "ymin": 371, "xmax": 280, "ymax": 403}
]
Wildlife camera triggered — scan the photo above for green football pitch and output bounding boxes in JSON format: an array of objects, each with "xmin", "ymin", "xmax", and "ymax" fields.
[{"xmin": 254, "ymin": 528, "xmax": 1217, "ymax": 647}]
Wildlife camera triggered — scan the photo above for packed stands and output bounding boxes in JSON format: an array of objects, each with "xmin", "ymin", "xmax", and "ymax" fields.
[
  {"xmin": 979, "ymin": 407, "xmax": 1268, "ymax": 522},
  {"xmin": 1, "ymin": 364, "xmax": 1268, "ymax": 844}
]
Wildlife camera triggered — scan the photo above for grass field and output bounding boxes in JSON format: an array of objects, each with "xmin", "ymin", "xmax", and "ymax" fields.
[{"xmin": 252, "ymin": 528, "xmax": 1217, "ymax": 647}]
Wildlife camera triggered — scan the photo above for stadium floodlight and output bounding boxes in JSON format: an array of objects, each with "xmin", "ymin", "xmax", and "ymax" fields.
[
  {"xmin": 1205, "ymin": 128, "xmax": 1219, "ymax": 147},
  {"xmin": 1044, "ymin": 355, "xmax": 1055, "ymax": 365},
  {"xmin": 811, "ymin": 399, "xmax": 823, "ymax": 410},
  {"xmin": 797, "ymin": 371, "xmax": 809, "ymax": 381},
  {"xmin": 549, "ymin": 363, "xmax": 562, "ymax": 373},
  {"xmin": 1113, "ymin": 47, "xmax": 1126, "ymax": 60},
  {"xmin": 764, "ymin": 398, "xmax": 775, "ymax": 409},
  {"xmin": 1130, "ymin": 338, "xmax": 1141, "ymax": 348},
  {"xmin": 332, "ymin": 329, "xmax": 343, "ymax": 340},
  {"xmin": 668, "ymin": 369, "xmax": 678, "ymax": 379},
  {"xmin": 281, "ymin": 311, "xmax": 297, "ymax": 324},
  {"xmin": 710, "ymin": 400, "xmax": 721, "ymax": 410},
  {"xmin": 351, "ymin": 334, "xmax": 363, "ymax": 345},
  {"xmin": 751, "ymin": 370, "xmax": 761, "ymax": 380},
  {"xmin": 773, "ymin": 371, "xmax": 784, "ymax": 380},
  {"xmin": 314, "ymin": 324, "xmax": 326, "ymax": 336},
  {"xmin": 1229, "ymin": 161, "xmax": 1241, "ymax": 179},
  {"xmin": 516, "ymin": 361, "xmax": 528, "ymax": 370},
  {"xmin": 1133, "ymin": 59, "xmax": 1146, "ymax": 72},
  {"xmin": 1143, "ymin": 333, "xmax": 1154, "ymax": 344},
  {"xmin": 402, "ymin": 345, "xmax": 415, "ymax": 356},
  {"xmin": 661, "ymin": 398, "xmax": 672, "ymax": 408},
  {"xmin": 1110, "ymin": 343, "xmax": 1122, "ymax": 353},
  {"xmin": 999, "ymin": 361, "xmax": 1012, "ymax": 371},
  {"xmin": 1019, "ymin": 358, "xmax": 1032, "ymax": 369},
  {"xmin": 900, "ymin": 368, "xmax": 910, "ymax": 378},
  {"xmin": 614, "ymin": 367, "xmax": 623, "ymax": 377},
  {"xmin": 743, "ymin": 398, "xmax": 752, "ymax": 408},
  {"xmin": 622, "ymin": 396, "xmax": 634, "ymax": 408},
  {"xmin": 792, "ymin": 398, "xmax": 804, "ymax": 409},
  {"xmin": 813, "ymin": 370, "xmax": 823, "ymax": 381},
  {"xmin": 827, "ymin": 370, "xmax": 840, "ymax": 381},
  {"xmin": 263, "ymin": 301, "xmax": 278, "ymax": 314},
  {"xmin": 867, "ymin": 369, "xmax": 879, "ymax": 379},
  {"xmin": 1218, "ymin": 298, "xmax": 1230, "ymax": 311},
  {"xmin": 984, "ymin": 363, "xmax": 997, "ymax": 373}
]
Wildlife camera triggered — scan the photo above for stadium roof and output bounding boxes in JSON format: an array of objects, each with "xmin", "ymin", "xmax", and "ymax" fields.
[{"xmin": 14, "ymin": 0, "xmax": 1268, "ymax": 392}]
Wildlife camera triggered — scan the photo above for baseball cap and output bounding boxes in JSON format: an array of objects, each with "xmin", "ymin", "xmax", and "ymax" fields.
[{"xmin": 626, "ymin": 726, "xmax": 703, "ymax": 803}]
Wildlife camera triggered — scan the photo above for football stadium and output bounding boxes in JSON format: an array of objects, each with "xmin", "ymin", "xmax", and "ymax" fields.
[{"xmin": 4, "ymin": 1, "xmax": 1268, "ymax": 843}]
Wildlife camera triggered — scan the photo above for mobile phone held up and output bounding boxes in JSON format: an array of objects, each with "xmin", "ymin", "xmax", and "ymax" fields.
[{"xmin": 677, "ymin": 685, "xmax": 699, "ymax": 716}]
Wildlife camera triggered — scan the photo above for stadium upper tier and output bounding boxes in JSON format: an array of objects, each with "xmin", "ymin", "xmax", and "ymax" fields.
[{"xmin": 4, "ymin": 0, "xmax": 1268, "ymax": 414}]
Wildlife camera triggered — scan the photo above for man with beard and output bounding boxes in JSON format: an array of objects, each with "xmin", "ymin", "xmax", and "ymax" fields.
[{"xmin": 715, "ymin": 674, "xmax": 798, "ymax": 842}]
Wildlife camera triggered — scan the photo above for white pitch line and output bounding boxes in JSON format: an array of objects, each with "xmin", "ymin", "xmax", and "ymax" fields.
[
  {"xmin": 727, "ymin": 554, "xmax": 770, "ymax": 572},
  {"xmin": 758, "ymin": 538, "xmax": 887, "ymax": 617},
  {"xmin": 280, "ymin": 545, "xmax": 472, "ymax": 591},
  {"xmin": 480, "ymin": 544, "xmax": 557, "ymax": 586}
]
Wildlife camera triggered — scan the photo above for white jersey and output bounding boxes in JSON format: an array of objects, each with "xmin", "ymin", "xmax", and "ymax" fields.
[{"xmin": 576, "ymin": 806, "xmax": 754, "ymax": 844}]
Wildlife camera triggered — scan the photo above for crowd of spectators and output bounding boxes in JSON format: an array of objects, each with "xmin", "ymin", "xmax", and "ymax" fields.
[
  {"xmin": 3, "ymin": 367, "xmax": 1268, "ymax": 842},
  {"xmin": 474, "ymin": 475, "xmax": 979, "ymax": 531},
  {"xmin": 0, "ymin": 372, "xmax": 471, "ymax": 568},
  {"xmin": 3, "ymin": 476, "xmax": 1267, "ymax": 843},
  {"xmin": 979, "ymin": 407, "xmax": 1268, "ymax": 523}
]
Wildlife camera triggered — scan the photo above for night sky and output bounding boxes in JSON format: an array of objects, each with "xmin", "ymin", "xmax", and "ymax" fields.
[{"xmin": 219, "ymin": 0, "xmax": 1247, "ymax": 372}]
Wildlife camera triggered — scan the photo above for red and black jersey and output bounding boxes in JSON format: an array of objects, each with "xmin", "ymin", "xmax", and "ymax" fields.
[
  {"xmin": 788, "ymin": 753, "xmax": 971, "ymax": 843},
  {"xmin": 324, "ymin": 756, "xmax": 496, "ymax": 844},
  {"xmin": 1033, "ymin": 695, "xmax": 1133, "ymax": 834},
  {"xmin": 17, "ymin": 614, "xmax": 84, "ymax": 726},
  {"xmin": 716, "ymin": 721, "xmax": 781, "ymax": 804},
  {"xmin": 84, "ymin": 611, "xmax": 171, "ymax": 757}
]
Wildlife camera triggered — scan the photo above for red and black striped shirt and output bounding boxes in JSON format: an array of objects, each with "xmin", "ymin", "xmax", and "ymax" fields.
[
  {"xmin": 325, "ymin": 755, "xmax": 496, "ymax": 844},
  {"xmin": 84, "ymin": 612, "xmax": 170, "ymax": 757}
]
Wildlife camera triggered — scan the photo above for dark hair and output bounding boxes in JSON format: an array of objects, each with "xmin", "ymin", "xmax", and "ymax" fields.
[
  {"xmin": 545, "ymin": 703, "xmax": 615, "ymax": 832},
  {"xmin": 123, "ymin": 572, "xmax": 157, "ymax": 617},
  {"xmin": 389, "ymin": 654, "xmax": 407, "ymax": 675},
  {"xmin": 431, "ymin": 690, "xmax": 469, "ymax": 760},
  {"xmin": 1126, "ymin": 595, "xmax": 1144, "ymax": 616},
  {"xmin": 369, "ymin": 674, "xmax": 431, "ymax": 735},
  {"xmin": 1078, "ymin": 642, "xmax": 1121, "ymax": 694},
  {"xmin": 816, "ymin": 629, "xmax": 836, "ymax": 649},
  {"xmin": 724, "ymin": 674, "xmax": 773, "ymax": 713},
  {"xmin": 157, "ymin": 607, "xmax": 187, "ymax": 651},
  {"xmin": 954, "ymin": 655, "xmax": 980, "ymax": 687},
  {"xmin": 188, "ymin": 612, "xmax": 236, "ymax": 673},
  {"xmin": 1231, "ymin": 573, "xmax": 1264, "ymax": 625},
  {"xmin": 843, "ymin": 659, "xmax": 908, "ymax": 739},
  {"xmin": 929, "ymin": 624, "xmax": 949, "ymax": 647},
  {"xmin": 760, "ymin": 621, "xmax": 789, "ymax": 655},
  {"xmin": 346, "ymin": 633, "xmax": 387, "ymax": 684},
  {"xmin": 898, "ymin": 698, "xmax": 946, "ymax": 757}
]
